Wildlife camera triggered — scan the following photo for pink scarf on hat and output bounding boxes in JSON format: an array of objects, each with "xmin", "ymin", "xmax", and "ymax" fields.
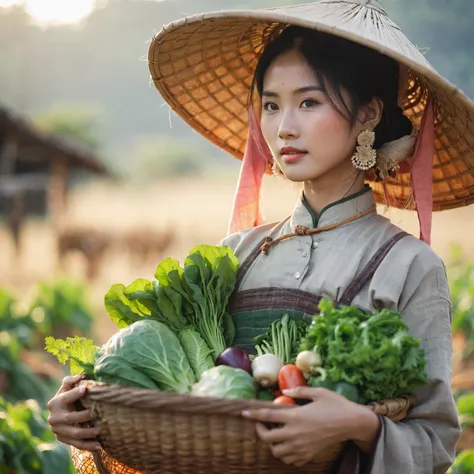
[
  {"xmin": 227, "ymin": 107, "xmax": 273, "ymax": 235},
  {"xmin": 227, "ymin": 101, "xmax": 436, "ymax": 245},
  {"xmin": 410, "ymin": 97, "xmax": 435, "ymax": 245}
]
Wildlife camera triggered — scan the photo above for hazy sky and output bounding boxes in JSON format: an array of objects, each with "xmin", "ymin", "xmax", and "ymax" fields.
[{"xmin": 0, "ymin": 0, "xmax": 97, "ymax": 24}]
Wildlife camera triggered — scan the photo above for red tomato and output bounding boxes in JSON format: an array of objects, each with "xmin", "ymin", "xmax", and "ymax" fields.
[
  {"xmin": 278, "ymin": 364, "xmax": 307, "ymax": 391},
  {"xmin": 273, "ymin": 395, "xmax": 296, "ymax": 405}
]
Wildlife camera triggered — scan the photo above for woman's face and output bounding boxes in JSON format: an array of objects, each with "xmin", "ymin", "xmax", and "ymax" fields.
[{"xmin": 260, "ymin": 49, "xmax": 360, "ymax": 183}]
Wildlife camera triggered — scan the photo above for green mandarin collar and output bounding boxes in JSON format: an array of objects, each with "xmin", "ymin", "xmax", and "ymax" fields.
[{"xmin": 292, "ymin": 184, "xmax": 375, "ymax": 229}]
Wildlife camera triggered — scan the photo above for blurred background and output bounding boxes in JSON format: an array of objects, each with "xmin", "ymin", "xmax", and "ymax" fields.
[{"xmin": 0, "ymin": 0, "xmax": 473, "ymax": 471}]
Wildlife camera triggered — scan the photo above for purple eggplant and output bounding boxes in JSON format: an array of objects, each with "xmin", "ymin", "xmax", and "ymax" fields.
[{"xmin": 216, "ymin": 347, "xmax": 252, "ymax": 374}]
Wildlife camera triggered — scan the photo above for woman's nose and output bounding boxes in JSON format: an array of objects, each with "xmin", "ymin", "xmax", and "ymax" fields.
[{"xmin": 278, "ymin": 111, "xmax": 300, "ymax": 139}]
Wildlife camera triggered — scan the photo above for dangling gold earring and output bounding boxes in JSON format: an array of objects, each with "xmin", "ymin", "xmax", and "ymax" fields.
[{"xmin": 351, "ymin": 129, "xmax": 377, "ymax": 171}]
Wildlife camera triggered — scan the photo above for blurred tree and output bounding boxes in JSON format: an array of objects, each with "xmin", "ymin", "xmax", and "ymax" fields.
[
  {"xmin": 130, "ymin": 135, "xmax": 205, "ymax": 181},
  {"xmin": 34, "ymin": 103, "xmax": 104, "ymax": 153}
]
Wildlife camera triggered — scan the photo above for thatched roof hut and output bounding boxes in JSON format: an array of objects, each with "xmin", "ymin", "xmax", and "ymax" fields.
[{"xmin": 0, "ymin": 103, "xmax": 110, "ymax": 250}]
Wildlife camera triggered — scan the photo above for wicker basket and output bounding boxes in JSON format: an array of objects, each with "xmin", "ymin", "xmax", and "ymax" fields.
[{"xmin": 72, "ymin": 380, "xmax": 413, "ymax": 474}]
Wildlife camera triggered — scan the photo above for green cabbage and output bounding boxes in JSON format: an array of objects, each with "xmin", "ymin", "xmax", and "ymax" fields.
[
  {"xmin": 191, "ymin": 366, "xmax": 257, "ymax": 400},
  {"xmin": 94, "ymin": 353, "xmax": 160, "ymax": 390},
  {"xmin": 99, "ymin": 319, "xmax": 196, "ymax": 393}
]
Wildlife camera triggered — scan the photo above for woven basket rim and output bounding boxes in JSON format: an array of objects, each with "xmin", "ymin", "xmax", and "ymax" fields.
[
  {"xmin": 148, "ymin": 0, "xmax": 474, "ymax": 212},
  {"xmin": 79, "ymin": 380, "xmax": 414, "ymax": 418}
]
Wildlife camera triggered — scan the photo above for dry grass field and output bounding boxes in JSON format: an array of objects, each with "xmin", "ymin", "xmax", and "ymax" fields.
[{"xmin": 1, "ymin": 173, "xmax": 473, "ymax": 343}]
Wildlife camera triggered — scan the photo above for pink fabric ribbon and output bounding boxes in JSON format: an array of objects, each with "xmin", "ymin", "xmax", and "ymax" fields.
[
  {"xmin": 410, "ymin": 97, "xmax": 435, "ymax": 245},
  {"xmin": 227, "ymin": 107, "xmax": 272, "ymax": 235}
]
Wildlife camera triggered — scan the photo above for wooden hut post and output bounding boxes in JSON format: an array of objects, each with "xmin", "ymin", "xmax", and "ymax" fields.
[
  {"xmin": 0, "ymin": 134, "xmax": 25, "ymax": 256},
  {"xmin": 48, "ymin": 155, "xmax": 69, "ymax": 234},
  {"xmin": 0, "ymin": 134, "xmax": 18, "ymax": 175}
]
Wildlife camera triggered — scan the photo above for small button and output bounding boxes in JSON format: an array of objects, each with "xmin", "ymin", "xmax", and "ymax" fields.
[
  {"xmin": 302, "ymin": 251, "xmax": 308, "ymax": 257},
  {"xmin": 294, "ymin": 272, "xmax": 301, "ymax": 280},
  {"xmin": 312, "ymin": 241, "xmax": 319, "ymax": 249}
]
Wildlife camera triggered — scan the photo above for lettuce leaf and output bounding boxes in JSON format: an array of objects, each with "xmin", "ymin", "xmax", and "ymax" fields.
[
  {"xmin": 178, "ymin": 327, "xmax": 214, "ymax": 379},
  {"xmin": 44, "ymin": 336, "xmax": 98, "ymax": 377},
  {"xmin": 104, "ymin": 283, "xmax": 151, "ymax": 328}
]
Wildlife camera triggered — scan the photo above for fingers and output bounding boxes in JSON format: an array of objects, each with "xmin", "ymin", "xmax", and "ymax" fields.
[
  {"xmin": 280, "ymin": 454, "xmax": 300, "ymax": 466},
  {"xmin": 49, "ymin": 379, "xmax": 86, "ymax": 412},
  {"xmin": 48, "ymin": 408, "xmax": 95, "ymax": 428},
  {"xmin": 242, "ymin": 407, "xmax": 290, "ymax": 424},
  {"xmin": 57, "ymin": 386, "xmax": 87, "ymax": 408},
  {"xmin": 282, "ymin": 386, "xmax": 326, "ymax": 400},
  {"xmin": 63, "ymin": 409, "xmax": 96, "ymax": 425},
  {"xmin": 52, "ymin": 425, "xmax": 100, "ymax": 441},
  {"xmin": 271, "ymin": 441, "xmax": 295, "ymax": 459},
  {"xmin": 57, "ymin": 375, "xmax": 85, "ymax": 395},
  {"xmin": 256, "ymin": 422, "xmax": 292, "ymax": 444},
  {"xmin": 293, "ymin": 458, "xmax": 311, "ymax": 468},
  {"xmin": 59, "ymin": 438, "xmax": 102, "ymax": 451},
  {"xmin": 280, "ymin": 454, "xmax": 308, "ymax": 466}
]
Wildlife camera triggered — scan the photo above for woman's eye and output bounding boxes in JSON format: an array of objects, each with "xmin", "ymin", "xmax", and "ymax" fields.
[
  {"xmin": 301, "ymin": 99, "xmax": 318, "ymax": 108},
  {"xmin": 263, "ymin": 101, "xmax": 278, "ymax": 112}
]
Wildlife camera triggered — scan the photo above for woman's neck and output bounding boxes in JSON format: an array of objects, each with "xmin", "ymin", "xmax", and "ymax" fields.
[{"xmin": 302, "ymin": 167, "xmax": 365, "ymax": 215}]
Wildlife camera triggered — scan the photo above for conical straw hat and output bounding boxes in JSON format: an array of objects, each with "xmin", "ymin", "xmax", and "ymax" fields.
[{"xmin": 148, "ymin": 0, "xmax": 474, "ymax": 212}]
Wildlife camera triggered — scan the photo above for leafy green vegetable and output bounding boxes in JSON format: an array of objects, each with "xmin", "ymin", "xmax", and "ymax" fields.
[
  {"xmin": 105, "ymin": 278, "xmax": 188, "ymax": 333},
  {"xmin": 456, "ymin": 393, "xmax": 474, "ymax": 415},
  {"xmin": 123, "ymin": 279, "xmax": 162, "ymax": 317},
  {"xmin": 191, "ymin": 366, "xmax": 257, "ymax": 400},
  {"xmin": 448, "ymin": 246, "xmax": 474, "ymax": 360},
  {"xmin": 222, "ymin": 311, "xmax": 236, "ymax": 347},
  {"xmin": 28, "ymin": 279, "xmax": 94, "ymax": 338},
  {"xmin": 455, "ymin": 393, "xmax": 474, "ymax": 429},
  {"xmin": 1, "ymin": 334, "xmax": 54, "ymax": 406},
  {"xmin": 104, "ymin": 245, "xmax": 239, "ymax": 361},
  {"xmin": 0, "ymin": 397, "xmax": 75, "ymax": 474},
  {"xmin": 257, "ymin": 388, "xmax": 276, "ymax": 401},
  {"xmin": 104, "ymin": 283, "xmax": 154, "ymax": 329},
  {"xmin": 182, "ymin": 245, "xmax": 238, "ymax": 359},
  {"xmin": 178, "ymin": 327, "xmax": 214, "ymax": 379},
  {"xmin": 309, "ymin": 377, "xmax": 363, "ymax": 404},
  {"xmin": 450, "ymin": 450, "xmax": 474, "ymax": 474},
  {"xmin": 254, "ymin": 314, "xmax": 308, "ymax": 364},
  {"xmin": 38, "ymin": 442, "xmax": 76, "ymax": 474},
  {"xmin": 45, "ymin": 336, "xmax": 98, "ymax": 377},
  {"xmin": 0, "ymin": 289, "xmax": 36, "ymax": 348},
  {"xmin": 301, "ymin": 299, "xmax": 428, "ymax": 402},
  {"xmin": 101, "ymin": 320, "xmax": 195, "ymax": 393},
  {"xmin": 94, "ymin": 353, "xmax": 160, "ymax": 390}
]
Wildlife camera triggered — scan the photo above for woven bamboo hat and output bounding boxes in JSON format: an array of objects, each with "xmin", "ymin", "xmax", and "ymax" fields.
[{"xmin": 148, "ymin": 0, "xmax": 474, "ymax": 215}]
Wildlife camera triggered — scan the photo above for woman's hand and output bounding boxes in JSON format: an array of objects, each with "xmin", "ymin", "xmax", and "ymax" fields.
[
  {"xmin": 242, "ymin": 386, "xmax": 380, "ymax": 467},
  {"xmin": 47, "ymin": 374, "xmax": 101, "ymax": 451}
]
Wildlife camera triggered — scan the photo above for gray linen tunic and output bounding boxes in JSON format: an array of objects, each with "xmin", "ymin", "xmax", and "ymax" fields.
[{"xmin": 222, "ymin": 186, "xmax": 461, "ymax": 474}]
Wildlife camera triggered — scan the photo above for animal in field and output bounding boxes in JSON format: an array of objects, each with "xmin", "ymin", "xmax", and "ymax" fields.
[
  {"xmin": 117, "ymin": 225, "xmax": 176, "ymax": 266},
  {"xmin": 57, "ymin": 227, "xmax": 112, "ymax": 280}
]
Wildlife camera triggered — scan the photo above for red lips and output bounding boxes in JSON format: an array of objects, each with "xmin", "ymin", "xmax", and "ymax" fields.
[
  {"xmin": 280, "ymin": 146, "xmax": 307, "ymax": 155},
  {"xmin": 280, "ymin": 146, "xmax": 307, "ymax": 164}
]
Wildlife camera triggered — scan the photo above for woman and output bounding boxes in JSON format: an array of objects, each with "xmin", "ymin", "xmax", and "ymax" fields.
[{"xmin": 48, "ymin": 0, "xmax": 473, "ymax": 472}]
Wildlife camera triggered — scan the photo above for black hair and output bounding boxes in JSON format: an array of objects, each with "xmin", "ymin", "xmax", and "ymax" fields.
[{"xmin": 251, "ymin": 26, "xmax": 413, "ymax": 149}]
